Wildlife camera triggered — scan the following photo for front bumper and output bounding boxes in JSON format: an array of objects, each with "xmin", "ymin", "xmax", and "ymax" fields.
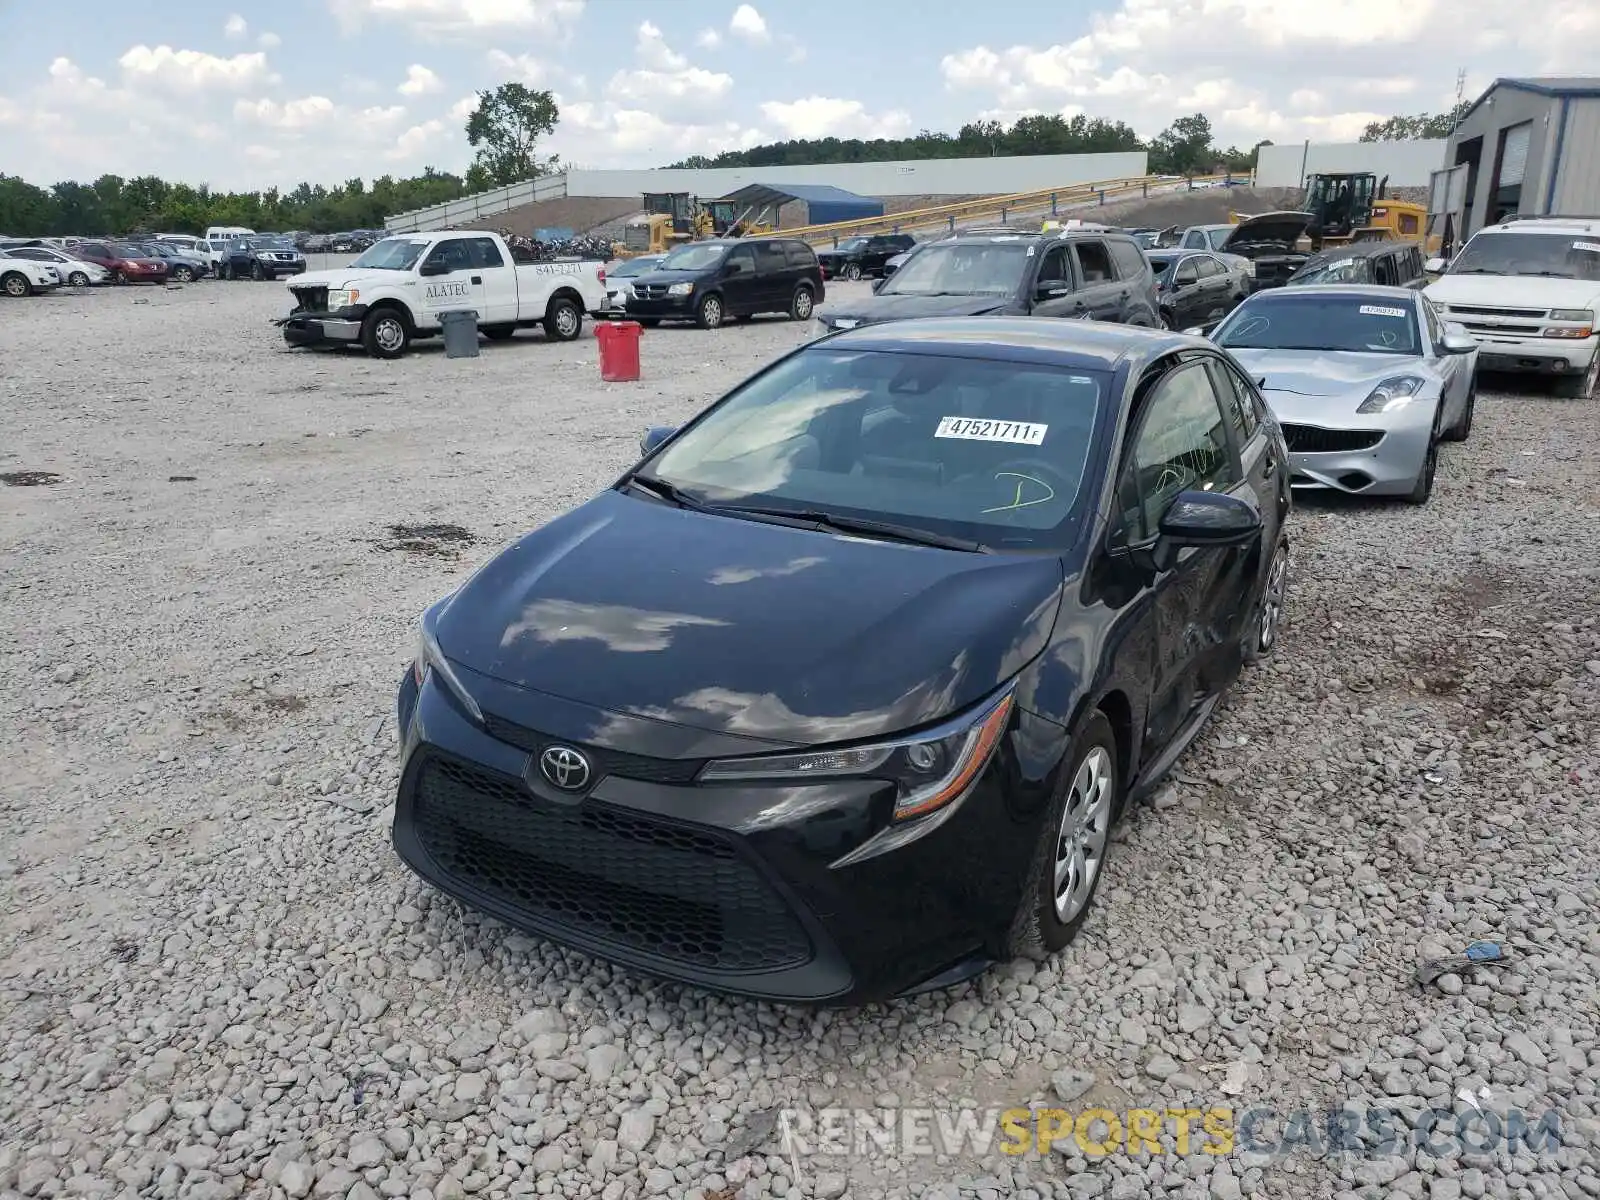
[
  {"xmin": 391, "ymin": 665, "xmax": 1058, "ymax": 1004},
  {"xmin": 281, "ymin": 305, "xmax": 366, "ymax": 347},
  {"xmin": 621, "ymin": 294, "xmax": 698, "ymax": 318},
  {"xmin": 1269, "ymin": 392, "xmax": 1435, "ymax": 496},
  {"xmin": 1469, "ymin": 339, "xmax": 1596, "ymax": 376}
]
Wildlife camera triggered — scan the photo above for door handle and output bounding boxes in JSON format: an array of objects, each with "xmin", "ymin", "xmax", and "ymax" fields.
[
  {"xmin": 471, "ymin": 275, "xmax": 482, "ymax": 284},
  {"xmin": 1262, "ymin": 455, "xmax": 1277, "ymax": 479}
]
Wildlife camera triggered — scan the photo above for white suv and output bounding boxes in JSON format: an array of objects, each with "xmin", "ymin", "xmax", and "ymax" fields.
[{"xmin": 1424, "ymin": 216, "xmax": 1600, "ymax": 398}]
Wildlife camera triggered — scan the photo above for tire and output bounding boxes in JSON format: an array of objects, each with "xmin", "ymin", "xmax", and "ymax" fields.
[
  {"xmin": 1404, "ymin": 411, "xmax": 1441, "ymax": 505},
  {"xmin": 1553, "ymin": 352, "xmax": 1598, "ymax": 400},
  {"xmin": 218, "ymin": 262, "xmax": 231, "ymax": 281},
  {"xmin": 1243, "ymin": 532, "xmax": 1289, "ymax": 666},
  {"xmin": 250, "ymin": 262, "xmax": 265, "ymax": 282},
  {"xmin": 1444, "ymin": 381, "xmax": 1476, "ymax": 442},
  {"xmin": 843, "ymin": 262, "xmax": 863, "ymax": 281},
  {"xmin": 68, "ymin": 271, "xmax": 90, "ymax": 287},
  {"xmin": 1158, "ymin": 308, "xmax": 1175, "ymax": 330},
  {"xmin": 636, "ymin": 317, "xmax": 661, "ymax": 327},
  {"xmin": 361, "ymin": 307, "xmax": 410, "ymax": 359},
  {"xmin": 789, "ymin": 285, "xmax": 815, "ymax": 321},
  {"xmin": 543, "ymin": 297, "xmax": 583, "ymax": 341},
  {"xmin": 113, "ymin": 270, "xmax": 127, "ymax": 285},
  {"xmin": 172, "ymin": 266, "xmax": 194, "ymax": 283},
  {"xmin": 1005, "ymin": 711, "xmax": 1120, "ymax": 961},
  {"xmin": 482, "ymin": 326, "xmax": 515, "ymax": 341},
  {"xmin": 2, "ymin": 272, "xmax": 31, "ymax": 298},
  {"xmin": 696, "ymin": 293, "xmax": 725, "ymax": 330}
]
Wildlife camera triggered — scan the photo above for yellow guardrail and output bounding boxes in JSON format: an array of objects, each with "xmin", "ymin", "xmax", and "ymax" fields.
[{"xmin": 751, "ymin": 173, "xmax": 1245, "ymax": 245}]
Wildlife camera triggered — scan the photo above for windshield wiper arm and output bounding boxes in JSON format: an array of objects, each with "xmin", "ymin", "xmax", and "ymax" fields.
[
  {"xmin": 625, "ymin": 474, "xmax": 708, "ymax": 510},
  {"xmin": 709, "ymin": 504, "xmax": 989, "ymax": 553}
]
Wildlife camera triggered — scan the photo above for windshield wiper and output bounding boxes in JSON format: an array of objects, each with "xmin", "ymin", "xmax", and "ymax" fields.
[
  {"xmin": 625, "ymin": 474, "xmax": 709, "ymax": 510},
  {"xmin": 708, "ymin": 504, "xmax": 989, "ymax": 553}
]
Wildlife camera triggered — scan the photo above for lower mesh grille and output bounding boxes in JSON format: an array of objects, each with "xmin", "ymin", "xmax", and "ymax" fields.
[
  {"xmin": 411, "ymin": 755, "xmax": 812, "ymax": 972},
  {"xmin": 1281, "ymin": 423, "xmax": 1382, "ymax": 453},
  {"xmin": 291, "ymin": 286, "xmax": 328, "ymax": 312}
]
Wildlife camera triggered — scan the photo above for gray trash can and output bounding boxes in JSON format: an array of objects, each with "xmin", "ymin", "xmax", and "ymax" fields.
[{"xmin": 440, "ymin": 309, "xmax": 480, "ymax": 358}]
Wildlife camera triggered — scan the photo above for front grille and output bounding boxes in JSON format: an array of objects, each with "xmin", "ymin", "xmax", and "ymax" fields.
[
  {"xmin": 1281, "ymin": 424, "xmax": 1382, "ymax": 454},
  {"xmin": 633, "ymin": 283, "xmax": 675, "ymax": 300},
  {"xmin": 291, "ymin": 286, "xmax": 329, "ymax": 312},
  {"xmin": 481, "ymin": 714, "xmax": 704, "ymax": 783},
  {"xmin": 411, "ymin": 754, "xmax": 813, "ymax": 972},
  {"xmin": 1460, "ymin": 321, "xmax": 1542, "ymax": 336},
  {"xmin": 1443, "ymin": 304, "xmax": 1547, "ymax": 319}
]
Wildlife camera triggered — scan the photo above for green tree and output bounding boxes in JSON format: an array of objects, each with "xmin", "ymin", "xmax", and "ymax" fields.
[
  {"xmin": 464, "ymin": 83, "xmax": 561, "ymax": 187},
  {"xmin": 1359, "ymin": 112, "xmax": 1458, "ymax": 142},
  {"xmin": 1148, "ymin": 113, "xmax": 1214, "ymax": 175}
]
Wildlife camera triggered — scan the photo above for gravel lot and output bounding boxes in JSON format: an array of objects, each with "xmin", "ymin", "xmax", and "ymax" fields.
[{"xmin": 3, "ymin": 276, "xmax": 1598, "ymax": 1200}]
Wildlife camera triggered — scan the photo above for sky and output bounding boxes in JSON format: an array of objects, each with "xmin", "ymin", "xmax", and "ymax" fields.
[{"xmin": 0, "ymin": 0, "xmax": 1595, "ymax": 192}]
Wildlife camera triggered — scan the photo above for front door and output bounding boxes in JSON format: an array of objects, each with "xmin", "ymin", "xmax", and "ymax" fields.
[
  {"xmin": 720, "ymin": 244, "xmax": 759, "ymax": 315},
  {"xmin": 1167, "ymin": 256, "xmax": 1206, "ymax": 327},
  {"xmin": 463, "ymin": 235, "xmax": 517, "ymax": 324},
  {"xmin": 1193, "ymin": 256, "xmax": 1233, "ymax": 324},
  {"xmin": 1115, "ymin": 359, "xmax": 1252, "ymax": 753},
  {"xmin": 418, "ymin": 239, "xmax": 486, "ymax": 324},
  {"xmin": 1029, "ymin": 244, "xmax": 1084, "ymax": 318},
  {"xmin": 1070, "ymin": 240, "xmax": 1124, "ymax": 321}
]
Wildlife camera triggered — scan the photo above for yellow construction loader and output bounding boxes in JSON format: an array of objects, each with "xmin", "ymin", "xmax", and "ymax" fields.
[
  {"xmin": 614, "ymin": 193, "xmax": 773, "ymax": 257},
  {"xmin": 1230, "ymin": 173, "xmax": 1440, "ymax": 253}
]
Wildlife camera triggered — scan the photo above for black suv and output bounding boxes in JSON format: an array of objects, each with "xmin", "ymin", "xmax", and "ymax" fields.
[
  {"xmin": 816, "ymin": 233, "xmax": 916, "ymax": 281},
  {"xmin": 623, "ymin": 238, "xmax": 825, "ymax": 329},
  {"xmin": 217, "ymin": 236, "xmax": 307, "ymax": 280},
  {"xmin": 814, "ymin": 228, "xmax": 1161, "ymax": 332},
  {"xmin": 1287, "ymin": 240, "xmax": 1428, "ymax": 289}
]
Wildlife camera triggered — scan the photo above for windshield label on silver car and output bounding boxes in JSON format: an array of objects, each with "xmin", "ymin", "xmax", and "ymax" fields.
[
  {"xmin": 1359, "ymin": 305, "xmax": 1407, "ymax": 318},
  {"xmin": 935, "ymin": 417, "xmax": 1048, "ymax": 445},
  {"xmin": 1572, "ymin": 241, "xmax": 1600, "ymax": 254}
]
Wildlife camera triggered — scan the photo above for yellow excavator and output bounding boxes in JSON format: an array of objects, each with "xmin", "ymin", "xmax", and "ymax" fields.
[
  {"xmin": 1228, "ymin": 173, "xmax": 1440, "ymax": 253},
  {"xmin": 615, "ymin": 193, "xmax": 773, "ymax": 257}
]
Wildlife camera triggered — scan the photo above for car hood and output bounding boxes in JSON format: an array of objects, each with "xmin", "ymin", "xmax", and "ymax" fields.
[
  {"xmin": 632, "ymin": 268, "xmax": 715, "ymax": 284},
  {"xmin": 1225, "ymin": 347, "xmax": 1427, "ymax": 398},
  {"xmin": 284, "ymin": 268, "xmax": 391, "ymax": 289},
  {"xmin": 818, "ymin": 293, "xmax": 1014, "ymax": 324},
  {"xmin": 1223, "ymin": 211, "xmax": 1314, "ymax": 254},
  {"xmin": 1425, "ymin": 274, "xmax": 1600, "ymax": 310},
  {"xmin": 432, "ymin": 488, "xmax": 1065, "ymax": 744}
]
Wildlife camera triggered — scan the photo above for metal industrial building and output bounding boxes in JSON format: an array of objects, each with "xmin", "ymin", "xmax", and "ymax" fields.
[{"xmin": 1432, "ymin": 76, "xmax": 1600, "ymax": 243}]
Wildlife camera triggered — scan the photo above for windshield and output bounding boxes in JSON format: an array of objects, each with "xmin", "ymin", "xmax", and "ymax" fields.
[
  {"xmin": 1204, "ymin": 228, "xmax": 1232, "ymax": 250},
  {"xmin": 111, "ymin": 243, "xmax": 148, "ymax": 258},
  {"xmin": 1290, "ymin": 256, "xmax": 1370, "ymax": 285},
  {"xmin": 1147, "ymin": 254, "xmax": 1178, "ymax": 281},
  {"xmin": 1446, "ymin": 232, "xmax": 1600, "ymax": 280},
  {"xmin": 641, "ymin": 347, "xmax": 1108, "ymax": 549},
  {"xmin": 610, "ymin": 257, "xmax": 663, "ymax": 278},
  {"xmin": 1214, "ymin": 294, "xmax": 1420, "ymax": 355},
  {"xmin": 659, "ymin": 243, "xmax": 728, "ymax": 271},
  {"xmin": 880, "ymin": 242, "xmax": 1031, "ymax": 297},
  {"xmin": 349, "ymin": 238, "xmax": 430, "ymax": 271}
]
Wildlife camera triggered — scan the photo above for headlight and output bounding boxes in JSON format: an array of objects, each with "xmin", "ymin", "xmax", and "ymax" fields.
[
  {"xmin": 698, "ymin": 690, "xmax": 1014, "ymax": 822},
  {"xmin": 256, "ymin": 251, "xmax": 275, "ymax": 260},
  {"xmin": 1356, "ymin": 375, "xmax": 1429, "ymax": 413},
  {"xmin": 1549, "ymin": 308, "xmax": 1594, "ymax": 323},
  {"xmin": 328, "ymin": 288, "xmax": 358, "ymax": 308},
  {"xmin": 410, "ymin": 615, "xmax": 483, "ymax": 724},
  {"xmin": 666, "ymin": 282, "xmax": 694, "ymax": 296}
]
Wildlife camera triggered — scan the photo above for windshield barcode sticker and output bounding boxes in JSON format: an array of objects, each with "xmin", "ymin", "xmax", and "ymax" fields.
[
  {"xmin": 1359, "ymin": 305, "xmax": 1408, "ymax": 318},
  {"xmin": 935, "ymin": 417, "xmax": 1048, "ymax": 445},
  {"xmin": 1573, "ymin": 241, "xmax": 1600, "ymax": 253}
]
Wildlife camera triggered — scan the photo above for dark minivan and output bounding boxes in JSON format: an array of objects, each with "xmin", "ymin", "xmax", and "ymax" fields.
[{"xmin": 624, "ymin": 237, "xmax": 825, "ymax": 329}]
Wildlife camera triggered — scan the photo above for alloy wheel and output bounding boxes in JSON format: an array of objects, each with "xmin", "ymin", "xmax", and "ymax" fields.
[
  {"xmin": 1053, "ymin": 747, "xmax": 1114, "ymax": 923},
  {"xmin": 1259, "ymin": 545, "xmax": 1288, "ymax": 652},
  {"xmin": 373, "ymin": 317, "xmax": 405, "ymax": 354},
  {"xmin": 555, "ymin": 305, "xmax": 579, "ymax": 337}
]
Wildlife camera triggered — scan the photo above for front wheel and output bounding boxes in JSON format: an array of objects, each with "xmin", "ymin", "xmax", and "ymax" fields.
[
  {"xmin": 789, "ymin": 285, "xmax": 815, "ymax": 321},
  {"xmin": 361, "ymin": 308, "xmax": 410, "ymax": 359},
  {"xmin": 250, "ymin": 262, "xmax": 265, "ymax": 282},
  {"xmin": 1443, "ymin": 381, "xmax": 1476, "ymax": 441},
  {"xmin": 1157, "ymin": 309, "xmax": 1174, "ymax": 330},
  {"xmin": 2, "ymin": 272, "xmax": 31, "ymax": 298},
  {"xmin": 696, "ymin": 293, "xmax": 725, "ymax": 330},
  {"xmin": 843, "ymin": 262, "xmax": 862, "ymax": 281},
  {"xmin": 1005, "ymin": 712, "xmax": 1120, "ymax": 961},
  {"xmin": 1404, "ymin": 414, "xmax": 1440, "ymax": 505},
  {"xmin": 68, "ymin": 271, "xmax": 90, "ymax": 287},
  {"xmin": 173, "ymin": 266, "xmax": 194, "ymax": 283},
  {"xmin": 1553, "ymin": 353, "xmax": 1598, "ymax": 400},
  {"xmin": 543, "ymin": 298, "xmax": 582, "ymax": 341},
  {"xmin": 218, "ymin": 262, "xmax": 231, "ymax": 281},
  {"xmin": 1244, "ymin": 532, "xmax": 1289, "ymax": 665}
]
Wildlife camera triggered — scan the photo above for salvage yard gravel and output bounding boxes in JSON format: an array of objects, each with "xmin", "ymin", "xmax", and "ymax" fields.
[{"xmin": 2, "ymin": 278, "xmax": 1598, "ymax": 1200}]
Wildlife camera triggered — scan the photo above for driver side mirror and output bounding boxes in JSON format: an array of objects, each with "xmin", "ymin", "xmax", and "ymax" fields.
[
  {"xmin": 639, "ymin": 425, "xmax": 677, "ymax": 455},
  {"xmin": 1150, "ymin": 490, "xmax": 1261, "ymax": 570},
  {"xmin": 1439, "ymin": 325, "xmax": 1477, "ymax": 355},
  {"xmin": 1035, "ymin": 283, "xmax": 1072, "ymax": 300},
  {"xmin": 724, "ymin": 260, "xmax": 747, "ymax": 275},
  {"xmin": 418, "ymin": 261, "xmax": 449, "ymax": 276}
]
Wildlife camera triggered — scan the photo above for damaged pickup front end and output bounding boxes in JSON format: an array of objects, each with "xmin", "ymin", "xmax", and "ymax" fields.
[{"xmin": 274, "ymin": 281, "xmax": 369, "ymax": 348}]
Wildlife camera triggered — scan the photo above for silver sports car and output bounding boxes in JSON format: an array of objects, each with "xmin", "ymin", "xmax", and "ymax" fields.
[{"xmin": 1207, "ymin": 285, "xmax": 1479, "ymax": 505}]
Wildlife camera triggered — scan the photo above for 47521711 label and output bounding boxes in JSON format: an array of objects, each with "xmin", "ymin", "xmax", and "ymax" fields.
[{"xmin": 934, "ymin": 416, "xmax": 1049, "ymax": 445}]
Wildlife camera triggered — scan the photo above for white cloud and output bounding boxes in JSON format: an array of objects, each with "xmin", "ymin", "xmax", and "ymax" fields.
[
  {"xmin": 636, "ymin": 21, "xmax": 687, "ymax": 72},
  {"xmin": 759, "ymin": 96, "xmax": 914, "ymax": 141},
  {"xmin": 234, "ymin": 95, "xmax": 340, "ymax": 131},
  {"xmin": 117, "ymin": 45, "xmax": 277, "ymax": 93},
  {"xmin": 551, "ymin": 103, "xmax": 764, "ymax": 167},
  {"xmin": 729, "ymin": 4, "xmax": 770, "ymax": 43},
  {"xmin": 483, "ymin": 50, "xmax": 584, "ymax": 90},
  {"xmin": 391, "ymin": 119, "xmax": 446, "ymax": 160},
  {"xmin": 449, "ymin": 94, "xmax": 480, "ymax": 122},
  {"xmin": 328, "ymin": 0, "xmax": 585, "ymax": 37},
  {"xmin": 399, "ymin": 64, "xmax": 443, "ymax": 96},
  {"xmin": 695, "ymin": 28, "xmax": 722, "ymax": 49},
  {"xmin": 258, "ymin": 32, "xmax": 282, "ymax": 49},
  {"xmin": 937, "ymin": 0, "xmax": 1599, "ymax": 146},
  {"xmin": 223, "ymin": 14, "xmax": 249, "ymax": 39},
  {"xmin": 604, "ymin": 24, "xmax": 732, "ymax": 118}
]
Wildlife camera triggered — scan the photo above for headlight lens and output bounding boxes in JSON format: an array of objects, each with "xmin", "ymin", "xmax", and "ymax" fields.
[
  {"xmin": 328, "ymin": 288, "xmax": 350, "ymax": 308},
  {"xmin": 1548, "ymin": 308, "xmax": 1594, "ymax": 323},
  {"xmin": 1356, "ymin": 375, "xmax": 1429, "ymax": 413},
  {"xmin": 666, "ymin": 282, "xmax": 694, "ymax": 296},
  {"xmin": 411, "ymin": 615, "xmax": 483, "ymax": 724},
  {"xmin": 699, "ymin": 690, "xmax": 1014, "ymax": 822}
]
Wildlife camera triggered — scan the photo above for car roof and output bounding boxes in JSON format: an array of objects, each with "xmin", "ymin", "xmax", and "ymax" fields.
[
  {"xmin": 1300, "ymin": 241, "xmax": 1422, "ymax": 263},
  {"xmin": 816, "ymin": 317, "xmax": 1208, "ymax": 371},
  {"xmin": 1248, "ymin": 283, "xmax": 1421, "ymax": 302},
  {"xmin": 1478, "ymin": 217, "xmax": 1600, "ymax": 235}
]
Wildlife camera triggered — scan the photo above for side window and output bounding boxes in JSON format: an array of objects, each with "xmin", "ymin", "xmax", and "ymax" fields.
[
  {"xmin": 468, "ymin": 237, "xmax": 504, "ymax": 269},
  {"xmin": 425, "ymin": 240, "xmax": 472, "ymax": 272},
  {"xmin": 1072, "ymin": 240, "xmax": 1114, "ymax": 284},
  {"xmin": 1206, "ymin": 357, "xmax": 1259, "ymax": 441},
  {"xmin": 1037, "ymin": 244, "xmax": 1070, "ymax": 285},
  {"xmin": 1182, "ymin": 231, "xmax": 1201, "ymax": 248},
  {"xmin": 1421, "ymin": 299, "xmax": 1443, "ymax": 347},
  {"xmin": 1195, "ymin": 257, "xmax": 1224, "ymax": 279},
  {"xmin": 727, "ymin": 245, "xmax": 756, "ymax": 273},
  {"xmin": 1175, "ymin": 258, "xmax": 1199, "ymax": 285},
  {"xmin": 1373, "ymin": 254, "xmax": 1397, "ymax": 286},
  {"xmin": 1120, "ymin": 363, "xmax": 1239, "ymax": 540},
  {"xmin": 1107, "ymin": 239, "xmax": 1147, "ymax": 281},
  {"xmin": 784, "ymin": 241, "xmax": 814, "ymax": 269},
  {"xmin": 10, "ymin": 248, "xmax": 46, "ymax": 260},
  {"xmin": 753, "ymin": 241, "xmax": 787, "ymax": 274}
]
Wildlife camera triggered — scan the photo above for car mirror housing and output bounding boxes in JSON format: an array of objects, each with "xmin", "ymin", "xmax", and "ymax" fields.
[
  {"xmin": 418, "ymin": 261, "xmax": 449, "ymax": 277},
  {"xmin": 1158, "ymin": 490, "xmax": 1262, "ymax": 552},
  {"xmin": 1440, "ymin": 331, "xmax": 1478, "ymax": 355},
  {"xmin": 639, "ymin": 425, "xmax": 677, "ymax": 455},
  {"xmin": 1035, "ymin": 283, "xmax": 1072, "ymax": 300}
]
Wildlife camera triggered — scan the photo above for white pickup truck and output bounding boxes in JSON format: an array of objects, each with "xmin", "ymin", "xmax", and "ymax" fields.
[{"xmin": 279, "ymin": 229, "xmax": 609, "ymax": 358}]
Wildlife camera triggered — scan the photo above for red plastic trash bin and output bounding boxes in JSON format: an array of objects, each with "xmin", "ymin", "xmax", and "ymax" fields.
[{"xmin": 596, "ymin": 320, "xmax": 642, "ymax": 382}]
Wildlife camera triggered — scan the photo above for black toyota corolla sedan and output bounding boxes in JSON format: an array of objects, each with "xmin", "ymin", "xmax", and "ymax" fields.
[{"xmin": 393, "ymin": 318, "xmax": 1293, "ymax": 1004}]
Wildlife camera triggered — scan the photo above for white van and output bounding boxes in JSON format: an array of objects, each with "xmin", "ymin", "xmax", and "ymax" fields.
[{"xmin": 205, "ymin": 225, "xmax": 255, "ymax": 243}]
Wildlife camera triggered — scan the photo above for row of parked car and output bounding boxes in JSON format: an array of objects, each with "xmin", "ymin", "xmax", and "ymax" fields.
[{"xmin": 0, "ymin": 230, "xmax": 316, "ymax": 293}]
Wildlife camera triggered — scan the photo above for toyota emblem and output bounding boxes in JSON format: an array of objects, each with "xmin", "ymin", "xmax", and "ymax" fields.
[{"xmin": 538, "ymin": 746, "xmax": 591, "ymax": 792}]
